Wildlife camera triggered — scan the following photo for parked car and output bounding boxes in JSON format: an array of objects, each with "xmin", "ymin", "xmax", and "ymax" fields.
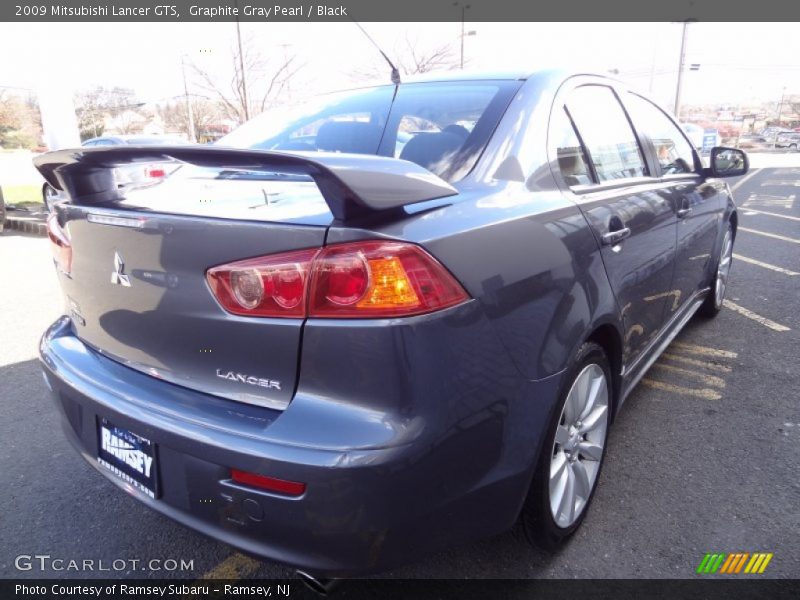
[
  {"xmin": 737, "ymin": 134, "xmax": 771, "ymax": 151},
  {"xmin": 35, "ymin": 70, "xmax": 745, "ymax": 582},
  {"xmin": 775, "ymin": 132, "xmax": 800, "ymax": 151},
  {"xmin": 41, "ymin": 134, "xmax": 190, "ymax": 212},
  {"xmin": 759, "ymin": 126, "xmax": 794, "ymax": 142}
]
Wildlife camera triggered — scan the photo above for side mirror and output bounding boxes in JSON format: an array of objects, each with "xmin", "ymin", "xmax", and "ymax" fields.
[{"xmin": 708, "ymin": 147, "xmax": 749, "ymax": 178}]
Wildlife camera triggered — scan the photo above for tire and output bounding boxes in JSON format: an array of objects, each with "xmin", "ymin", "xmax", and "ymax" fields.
[
  {"xmin": 42, "ymin": 183, "xmax": 59, "ymax": 213},
  {"xmin": 520, "ymin": 342, "xmax": 612, "ymax": 550},
  {"xmin": 699, "ymin": 223, "xmax": 733, "ymax": 318}
]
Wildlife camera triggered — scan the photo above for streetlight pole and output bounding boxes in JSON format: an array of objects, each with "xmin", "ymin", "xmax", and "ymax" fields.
[
  {"xmin": 180, "ymin": 54, "xmax": 196, "ymax": 142},
  {"xmin": 673, "ymin": 20, "xmax": 690, "ymax": 119}
]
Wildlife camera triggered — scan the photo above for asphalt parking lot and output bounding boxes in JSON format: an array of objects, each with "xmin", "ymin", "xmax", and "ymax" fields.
[{"xmin": 1, "ymin": 166, "xmax": 798, "ymax": 582}]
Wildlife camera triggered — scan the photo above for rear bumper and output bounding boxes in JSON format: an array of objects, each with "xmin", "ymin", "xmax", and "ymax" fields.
[{"xmin": 40, "ymin": 315, "xmax": 562, "ymax": 576}]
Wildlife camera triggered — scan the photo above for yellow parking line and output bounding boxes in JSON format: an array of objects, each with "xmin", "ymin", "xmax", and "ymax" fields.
[
  {"xmin": 650, "ymin": 363, "xmax": 726, "ymax": 388},
  {"xmin": 740, "ymin": 208, "xmax": 800, "ymax": 222},
  {"xmin": 661, "ymin": 352, "xmax": 732, "ymax": 373},
  {"xmin": 733, "ymin": 254, "xmax": 799, "ymax": 276},
  {"xmin": 723, "ymin": 300, "xmax": 791, "ymax": 332},
  {"xmin": 669, "ymin": 342, "xmax": 738, "ymax": 359},
  {"xmin": 641, "ymin": 379, "xmax": 722, "ymax": 400},
  {"xmin": 739, "ymin": 227, "xmax": 800, "ymax": 245},
  {"xmin": 199, "ymin": 553, "xmax": 261, "ymax": 580}
]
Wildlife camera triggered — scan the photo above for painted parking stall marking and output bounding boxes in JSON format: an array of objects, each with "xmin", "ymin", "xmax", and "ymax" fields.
[
  {"xmin": 741, "ymin": 192, "xmax": 795, "ymax": 210},
  {"xmin": 641, "ymin": 342, "xmax": 737, "ymax": 401},
  {"xmin": 738, "ymin": 226, "xmax": 800, "ymax": 245},
  {"xmin": 722, "ymin": 300, "xmax": 791, "ymax": 332},
  {"xmin": 732, "ymin": 254, "xmax": 799, "ymax": 276}
]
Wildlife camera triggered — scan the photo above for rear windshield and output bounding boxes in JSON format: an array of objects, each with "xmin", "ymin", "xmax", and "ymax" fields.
[{"xmin": 217, "ymin": 80, "xmax": 521, "ymax": 182}]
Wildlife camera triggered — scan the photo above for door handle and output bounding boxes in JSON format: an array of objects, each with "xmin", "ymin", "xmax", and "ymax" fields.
[
  {"xmin": 677, "ymin": 207, "xmax": 693, "ymax": 218},
  {"xmin": 601, "ymin": 227, "xmax": 631, "ymax": 246}
]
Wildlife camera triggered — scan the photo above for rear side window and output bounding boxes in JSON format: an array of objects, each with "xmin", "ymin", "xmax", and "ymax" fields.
[
  {"xmin": 566, "ymin": 86, "xmax": 647, "ymax": 182},
  {"xmin": 625, "ymin": 94, "xmax": 696, "ymax": 175},
  {"xmin": 551, "ymin": 107, "xmax": 593, "ymax": 186}
]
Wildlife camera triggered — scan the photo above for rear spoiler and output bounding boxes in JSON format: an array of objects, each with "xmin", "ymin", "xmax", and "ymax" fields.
[{"xmin": 33, "ymin": 145, "xmax": 458, "ymax": 221}]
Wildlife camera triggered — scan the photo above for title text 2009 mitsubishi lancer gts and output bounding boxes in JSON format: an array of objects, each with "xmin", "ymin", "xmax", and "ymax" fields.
[{"xmin": 36, "ymin": 70, "xmax": 747, "ymax": 578}]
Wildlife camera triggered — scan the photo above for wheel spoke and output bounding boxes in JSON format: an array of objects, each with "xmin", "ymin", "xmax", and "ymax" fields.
[
  {"xmin": 557, "ymin": 464, "xmax": 576, "ymax": 522},
  {"xmin": 564, "ymin": 385, "xmax": 580, "ymax": 424},
  {"xmin": 578, "ymin": 441, "xmax": 603, "ymax": 461},
  {"xmin": 573, "ymin": 460, "xmax": 591, "ymax": 500},
  {"xmin": 579, "ymin": 372, "xmax": 602, "ymax": 420},
  {"xmin": 554, "ymin": 425, "xmax": 570, "ymax": 446},
  {"xmin": 578, "ymin": 405, "xmax": 608, "ymax": 434},
  {"xmin": 550, "ymin": 450, "xmax": 568, "ymax": 483}
]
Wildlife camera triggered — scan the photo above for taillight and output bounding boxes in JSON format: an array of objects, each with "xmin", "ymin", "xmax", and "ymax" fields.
[
  {"xmin": 206, "ymin": 241, "xmax": 469, "ymax": 319},
  {"xmin": 144, "ymin": 166, "xmax": 167, "ymax": 178},
  {"xmin": 46, "ymin": 214, "xmax": 72, "ymax": 275},
  {"xmin": 309, "ymin": 241, "xmax": 469, "ymax": 317},
  {"xmin": 206, "ymin": 248, "xmax": 318, "ymax": 317}
]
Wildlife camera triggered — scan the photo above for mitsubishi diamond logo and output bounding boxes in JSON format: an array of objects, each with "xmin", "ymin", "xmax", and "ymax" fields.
[{"xmin": 111, "ymin": 251, "xmax": 131, "ymax": 287}]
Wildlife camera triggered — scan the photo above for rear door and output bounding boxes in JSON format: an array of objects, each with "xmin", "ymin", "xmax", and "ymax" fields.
[
  {"xmin": 622, "ymin": 92, "xmax": 723, "ymax": 317},
  {"xmin": 552, "ymin": 83, "xmax": 678, "ymax": 366}
]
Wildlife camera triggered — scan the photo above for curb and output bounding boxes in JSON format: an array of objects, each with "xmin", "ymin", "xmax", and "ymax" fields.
[{"xmin": 3, "ymin": 215, "xmax": 48, "ymax": 236}]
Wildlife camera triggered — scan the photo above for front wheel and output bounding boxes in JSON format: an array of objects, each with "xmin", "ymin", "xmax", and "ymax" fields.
[
  {"xmin": 520, "ymin": 342, "xmax": 612, "ymax": 550},
  {"xmin": 699, "ymin": 223, "xmax": 733, "ymax": 318}
]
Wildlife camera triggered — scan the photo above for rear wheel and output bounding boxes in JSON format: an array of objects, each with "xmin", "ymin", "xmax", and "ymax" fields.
[
  {"xmin": 42, "ymin": 183, "xmax": 59, "ymax": 213},
  {"xmin": 521, "ymin": 342, "xmax": 611, "ymax": 549},
  {"xmin": 700, "ymin": 223, "xmax": 733, "ymax": 318}
]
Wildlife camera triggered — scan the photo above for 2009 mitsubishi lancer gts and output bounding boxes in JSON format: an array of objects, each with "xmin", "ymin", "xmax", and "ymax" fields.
[{"xmin": 36, "ymin": 69, "xmax": 747, "ymax": 578}]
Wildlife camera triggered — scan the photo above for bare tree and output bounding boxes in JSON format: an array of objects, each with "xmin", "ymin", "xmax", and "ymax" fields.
[
  {"xmin": 351, "ymin": 34, "xmax": 459, "ymax": 83},
  {"xmin": 189, "ymin": 33, "xmax": 302, "ymax": 125},
  {"xmin": 74, "ymin": 86, "xmax": 145, "ymax": 140},
  {"xmin": 158, "ymin": 99, "xmax": 222, "ymax": 141}
]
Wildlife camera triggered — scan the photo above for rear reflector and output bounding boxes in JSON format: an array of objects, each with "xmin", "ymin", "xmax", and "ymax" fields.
[
  {"xmin": 46, "ymin": 214, "xmax": 72, "ymax": 275},
  {"xmin": 207, "ymin": 241, "xmax": 469, "ymax": 319},
  {"xmin": 230, "ymin": 469, "xmax": 306, "ymax": 496}
]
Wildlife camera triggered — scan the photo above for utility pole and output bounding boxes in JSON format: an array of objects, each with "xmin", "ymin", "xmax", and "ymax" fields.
[
  {"xmin": 673, "ymin": 20, "xmax": 690, "ymax": 119},
  {"xmin": 777, "ymin": 86, "xmax": 787, "ymax": 125},
  {"xmin": 454, "ymin": 2, "xmax": 471, "ymax": 69},
  {"xmin": 180, "ymin": 54, "xmax": 196, "ymax": 142},
  {"xmin": 234, "ymin": 0, "xmax": 249, "ymax": 121}
]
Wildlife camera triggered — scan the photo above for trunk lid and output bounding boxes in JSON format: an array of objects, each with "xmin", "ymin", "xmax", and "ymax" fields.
[{"xmin": 36, "ymin": 145, "xmax": 457, "ymax": 409}]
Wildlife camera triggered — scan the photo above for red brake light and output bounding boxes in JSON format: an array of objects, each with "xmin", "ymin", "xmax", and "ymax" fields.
[
  {"xmin": 46, "ymin": 214, "xmax": 72, "ymax": 275},
  {"xmin": 206, "ymin": 248, "xmax": 318, "ymax": 317},
  {"xmin": 206, "ymin": 241, "xmax": 469, "ymax": 319},
  {"xmin": 231, "ymin": 469, "xmax": 306, "ymax": 496},
  {"xmin": 144, "ymin": 166, "xmax": 167, "ymax": 178}
]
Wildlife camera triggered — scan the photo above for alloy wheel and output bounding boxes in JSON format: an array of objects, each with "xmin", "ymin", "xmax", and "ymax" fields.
[
  {"xmin": 549, "ymin": 363, "xmax": 609, "ymax": 528},
  {"xmin": 715, "ymin": 228, "xmax": 733, "ymax": 308}
]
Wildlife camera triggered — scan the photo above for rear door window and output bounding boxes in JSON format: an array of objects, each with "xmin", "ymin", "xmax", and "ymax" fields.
[
  {"xmin": 625, "ymin": 94, "xmax": 697, "ymax": 175},
  {"xmin": 551, "ymin": 107, "xmax": 594, "ymax": 186},
  {"xmin": 566, "ymin": 86, "xmax": 647, "ymax": 182}
]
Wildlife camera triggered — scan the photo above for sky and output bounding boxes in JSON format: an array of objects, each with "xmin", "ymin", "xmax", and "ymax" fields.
[{"xmin": 1, "ymin": 22, "xmax": 799, "ymax": 113}]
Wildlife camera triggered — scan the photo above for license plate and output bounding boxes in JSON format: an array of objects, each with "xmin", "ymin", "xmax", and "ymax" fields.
[{"xmin": 97, "ymin": 419, "xmax": 157, "ymax": 498}]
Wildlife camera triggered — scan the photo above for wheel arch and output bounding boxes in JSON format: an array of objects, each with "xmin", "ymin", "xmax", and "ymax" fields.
[{"xmin": 586, "ymin": 323, "xmax": 623, "ymax": 420}]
